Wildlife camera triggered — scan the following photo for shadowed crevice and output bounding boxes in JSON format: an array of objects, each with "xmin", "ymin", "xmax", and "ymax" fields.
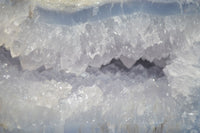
[
  {"xmin": 99, "ymin": 57, "xmax": 166, "ymax": 78},
  {"xmin": 0, "ymin": 46, "xmax": 22, "ymax": 70}
]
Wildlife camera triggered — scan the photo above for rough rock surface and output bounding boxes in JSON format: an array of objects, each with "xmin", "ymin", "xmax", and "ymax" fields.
[{"xmin": 0, "ymin": 0, "xmax": 200, "ymax": 133}]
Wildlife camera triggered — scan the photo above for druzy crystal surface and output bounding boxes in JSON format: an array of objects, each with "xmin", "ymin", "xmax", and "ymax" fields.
[{"xmin": 0, "ymin": 0, "xmax": 200, "ymax": 133}]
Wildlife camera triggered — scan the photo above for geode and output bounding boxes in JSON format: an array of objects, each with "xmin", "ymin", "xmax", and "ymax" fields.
[{"xmin": 0, "ymin": 0, "xmax": 200, "ymax": 133}]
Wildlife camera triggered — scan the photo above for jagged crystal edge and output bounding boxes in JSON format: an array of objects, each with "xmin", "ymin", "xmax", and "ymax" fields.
[{"xmin": 1, "ymin": 1, "xmax": 200, "ymax": 74}]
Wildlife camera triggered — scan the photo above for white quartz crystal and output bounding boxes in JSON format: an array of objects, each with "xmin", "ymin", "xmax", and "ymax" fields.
[{"xmin": 0, "ymin": 0, "xmax": 200, "ymax": 133}]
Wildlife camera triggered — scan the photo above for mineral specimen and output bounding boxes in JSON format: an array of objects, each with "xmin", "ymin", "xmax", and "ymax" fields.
[{"xmin": 0, "ymin": 0, "xmax": 200, "ymax": 133}]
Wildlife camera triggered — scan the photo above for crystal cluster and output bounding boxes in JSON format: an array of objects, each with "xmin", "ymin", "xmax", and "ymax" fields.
[{"xmin": 0, "ymin": 0, "xmax": 200, "ymax": 133}]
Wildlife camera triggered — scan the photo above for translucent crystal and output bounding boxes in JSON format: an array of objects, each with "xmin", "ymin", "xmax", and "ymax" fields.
[{"xmin": 0, "ymin": 0, "xmax": 200, "ymax": 133}]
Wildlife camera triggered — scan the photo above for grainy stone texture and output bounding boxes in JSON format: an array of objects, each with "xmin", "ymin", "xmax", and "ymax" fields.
[{"xmin": 0, "ymin": 0, "xmax": 200, "ymax": 133}]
